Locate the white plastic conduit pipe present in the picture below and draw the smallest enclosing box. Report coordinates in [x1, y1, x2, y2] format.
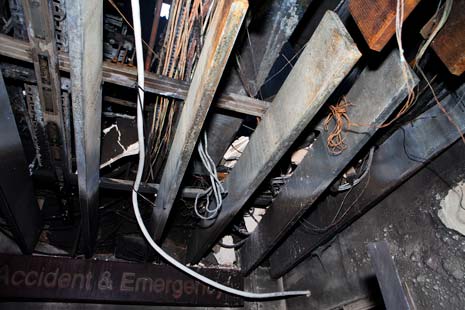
[129, 0, 310, 299]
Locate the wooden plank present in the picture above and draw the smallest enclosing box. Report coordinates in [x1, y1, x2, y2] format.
[420, 0, 465, 76]
[66, 0, 103, 257]
[239, 49, 417, 275]
[187, 11, 362, 263]
[268, 87, 465, 278]
[0, 34, 268, 117]
[151, 0, 249, 240]
[0, 254, 243, 307]
[349, 0, 421, 51]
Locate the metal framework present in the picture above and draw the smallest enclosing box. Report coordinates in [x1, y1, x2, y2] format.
[0, 34, 269, 117]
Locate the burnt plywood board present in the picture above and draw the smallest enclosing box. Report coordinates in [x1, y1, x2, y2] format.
[240, 49, 418, 275]
[349, 0, 421, 51]
[152, 0, 249, 240]
[187, 11, 361, 263]
[268, 86, 465, 278]
[0, 254, 243, 307]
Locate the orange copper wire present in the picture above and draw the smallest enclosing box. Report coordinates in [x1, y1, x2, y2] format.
[323, 97, 352, 155]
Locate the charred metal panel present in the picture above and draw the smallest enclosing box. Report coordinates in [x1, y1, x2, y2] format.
[0, 73, 42, 253]
[0, 254, 243, 307]
[51, 0, 68, 53]
[21, 0, 71, 181]
[8, 0, 28, 40]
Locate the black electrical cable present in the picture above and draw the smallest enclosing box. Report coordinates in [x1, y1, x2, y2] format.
[218, 238, 247, 249]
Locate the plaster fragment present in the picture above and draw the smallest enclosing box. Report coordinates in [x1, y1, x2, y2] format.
[438, 181, 465, 236]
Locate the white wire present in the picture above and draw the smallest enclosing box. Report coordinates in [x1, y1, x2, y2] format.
[129, 0, 310, 299]
[414, 0, 453, 66]
[395, 0, 415, 92]
[194, 132, 225, 219]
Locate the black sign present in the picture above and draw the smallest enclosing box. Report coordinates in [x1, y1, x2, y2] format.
[0, 254, 243, 307]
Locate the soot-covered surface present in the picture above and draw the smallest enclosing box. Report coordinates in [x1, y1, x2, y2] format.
[283, 140, 465, 310]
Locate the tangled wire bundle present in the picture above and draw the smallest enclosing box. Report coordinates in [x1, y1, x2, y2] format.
[324, 97, 352, 155]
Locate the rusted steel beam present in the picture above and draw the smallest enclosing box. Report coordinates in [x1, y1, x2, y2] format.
[268, 87, 465, 278]
[349, 0, 421, 51]
[239, 49, 418, 275]
[66, 0, 103, 257]
[0, 34, 268, 117]
[186, 11, 361, 263]
[151, 0, 249, 240]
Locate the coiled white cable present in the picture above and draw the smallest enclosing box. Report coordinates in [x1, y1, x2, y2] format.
[129, 0, 310, 299]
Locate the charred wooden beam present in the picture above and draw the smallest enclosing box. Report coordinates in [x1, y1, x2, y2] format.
[187, 11, 362, 263]
[240, 49, 418, 275]
[66, 0, 103, 257]
[0, 34, 269, 117]
[268, 87, 465, 278]
[349, 0, 421, 51]
[151, 0, 249, 240]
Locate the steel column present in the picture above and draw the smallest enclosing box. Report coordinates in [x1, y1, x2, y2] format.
[66, 0, 103, 257]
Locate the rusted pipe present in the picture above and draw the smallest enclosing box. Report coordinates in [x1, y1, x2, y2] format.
[144, 0, 163, 71]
